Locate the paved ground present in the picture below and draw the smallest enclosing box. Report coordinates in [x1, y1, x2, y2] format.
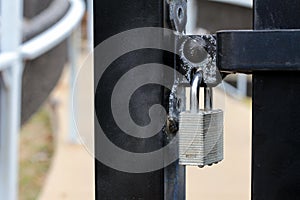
[38, 66, 95, 200]
[38, 63, 251, 199]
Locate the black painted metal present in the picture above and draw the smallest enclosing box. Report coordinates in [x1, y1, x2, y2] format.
[217, 30, 300, 73]
[252, 0, 300, 199]
[94, 0, 182, 199]
[164, 2, 186, 199]
[94, 0, 300, 199]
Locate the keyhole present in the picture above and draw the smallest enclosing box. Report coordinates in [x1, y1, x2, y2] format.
[176, 98, 182, 110]
[177, 7, 183, 20]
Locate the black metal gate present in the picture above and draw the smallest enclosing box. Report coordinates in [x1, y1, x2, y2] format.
[94, 0, 300, 199]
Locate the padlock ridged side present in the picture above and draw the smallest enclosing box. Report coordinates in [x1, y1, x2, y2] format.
[178, 110, 223, 167]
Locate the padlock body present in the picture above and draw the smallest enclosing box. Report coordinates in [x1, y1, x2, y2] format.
[179, 109, 223, 166]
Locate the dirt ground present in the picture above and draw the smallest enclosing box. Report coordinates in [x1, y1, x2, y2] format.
[19, 106, 54, 200]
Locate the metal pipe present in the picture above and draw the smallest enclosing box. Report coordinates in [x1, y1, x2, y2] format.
[21, 0, 85, 60]
[67, 30, 80, 143]
[0, 1, 85, 199]
[87, 0, 94, 50]
[237, 73, 248, 98]
[0, 53, 18, 71]
[204, 87, 213, 111]
[0, 0, 23, 200]
[217, 80, 244, 99]
[0, 0, 85, 65]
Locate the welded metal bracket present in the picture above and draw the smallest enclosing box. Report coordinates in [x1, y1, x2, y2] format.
[168, 0, 187, 33]
[178, 34, 221, 86]
[173, 29, 300, 75]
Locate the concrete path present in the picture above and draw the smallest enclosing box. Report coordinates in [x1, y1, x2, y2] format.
[38, 67, 95, 200]
[38, 64, 251, 199]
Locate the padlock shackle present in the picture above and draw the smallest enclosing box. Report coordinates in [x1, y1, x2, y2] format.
[204, 87, 213, 111]
[190, 73, 202, 113]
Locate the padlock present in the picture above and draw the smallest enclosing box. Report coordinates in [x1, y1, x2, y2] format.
[178, 72, 223, 167]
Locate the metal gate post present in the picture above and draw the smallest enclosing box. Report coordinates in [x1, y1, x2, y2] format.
[93, 0, 182, 199]
[252, 0, 300, 199]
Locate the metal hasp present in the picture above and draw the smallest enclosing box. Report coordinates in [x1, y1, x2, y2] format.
[217, 0, 300, 199]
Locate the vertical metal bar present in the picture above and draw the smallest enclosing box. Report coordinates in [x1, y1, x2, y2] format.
[0, 0, 23, 199]
[252, 0, 300, 199]
[204, 87, 213, 111]
[94, 0, 166, 199]
[87, 0, 93, 51]
[237, 74, 247, 98]
[186, 0, 198, 34]
[163, 2, 186, 199]
[67, 30, 80, 143]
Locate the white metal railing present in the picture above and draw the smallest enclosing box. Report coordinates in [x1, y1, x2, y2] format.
[220, 74, 249, 99]
[0, 1, 23, 200]
[22, 0, 85, 59]
[0, 52, 19, 71]
[0, 0, 85, 199]
[0, 0, 86, 65]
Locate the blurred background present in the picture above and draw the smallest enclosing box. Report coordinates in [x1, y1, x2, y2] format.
[0, 0, 252, 199]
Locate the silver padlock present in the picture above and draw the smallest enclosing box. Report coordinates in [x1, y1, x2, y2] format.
[178, 73, 223, 167]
